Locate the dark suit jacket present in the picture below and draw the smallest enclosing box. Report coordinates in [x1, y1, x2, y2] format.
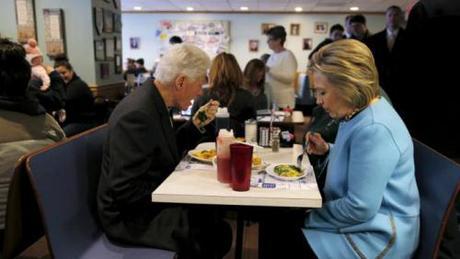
[97, 80, 203, 250]
[365, 28, 405, 102]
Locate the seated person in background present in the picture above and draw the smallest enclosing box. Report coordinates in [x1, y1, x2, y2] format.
[97, 44, 230, 258]
[23, 38, 50, 91]
[0, 38, 65, 240]
[135, 58, 148, 75]
[169, 35, 183, 45]
[308, 24, 344, 60]
[262, 39, 420, 258]
[242, 59, 268, 110]
[123, 58, 136, 80]
[54, 57, 96, 136]
[191, 52, 256, 138]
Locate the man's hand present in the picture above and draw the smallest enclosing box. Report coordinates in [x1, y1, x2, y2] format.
[192, 99, 220, 130]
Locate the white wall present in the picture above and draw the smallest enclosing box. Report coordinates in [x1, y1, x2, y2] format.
[0, 0, 96, 85]
[122, 12, 386, 72]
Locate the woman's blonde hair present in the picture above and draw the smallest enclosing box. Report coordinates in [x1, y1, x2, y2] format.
[208, 52, 243, 106]
[308, 39, 380, 110]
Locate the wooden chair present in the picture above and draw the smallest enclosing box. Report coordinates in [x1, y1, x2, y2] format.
[413, 139, 460, 258]
[6, 125, 174, 258]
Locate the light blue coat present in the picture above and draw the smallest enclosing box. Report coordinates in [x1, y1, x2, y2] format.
[303, 98, 420, 258]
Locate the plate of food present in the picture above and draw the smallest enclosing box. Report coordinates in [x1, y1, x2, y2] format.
[188, 148, 216, 163]
[266, 163, 306, 181]
[251, 154, 269, 170]
[211, 154, 268, 170]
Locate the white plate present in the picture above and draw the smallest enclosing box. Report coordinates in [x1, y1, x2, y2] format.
[211, 156, 269, 170]
[266, 163, 307, 181]
[188, 149, 216, 163]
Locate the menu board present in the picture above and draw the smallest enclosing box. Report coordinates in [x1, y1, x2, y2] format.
[156, 20, 230, 58]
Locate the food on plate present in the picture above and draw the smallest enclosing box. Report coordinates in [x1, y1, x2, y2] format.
[252, 155, 262, 166]
[191, 149, 216, 160]
[273, 164, 302, 178]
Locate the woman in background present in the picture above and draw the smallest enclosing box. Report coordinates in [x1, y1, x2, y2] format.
[54, 58, 95, 136]
[192, 52, 256, 138]
[242, 59, 268, 110]
[265, 26, 298, 109]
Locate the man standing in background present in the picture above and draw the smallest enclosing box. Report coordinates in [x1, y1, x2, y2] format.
[366, 5, 406, 102]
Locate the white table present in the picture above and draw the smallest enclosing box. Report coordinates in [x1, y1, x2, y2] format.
[152, 143, 322, 259]
[151, 143, 322, 208]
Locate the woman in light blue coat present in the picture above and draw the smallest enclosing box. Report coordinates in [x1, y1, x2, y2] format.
[302, 39, 420, 258]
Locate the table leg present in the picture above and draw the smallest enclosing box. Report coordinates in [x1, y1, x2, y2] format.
[235, 212, 244, 259]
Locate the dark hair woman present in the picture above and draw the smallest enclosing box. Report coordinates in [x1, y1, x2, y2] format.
[191, 52, 256, 138]
[54, 57, 95, 136]
[243, 58, 268, 110]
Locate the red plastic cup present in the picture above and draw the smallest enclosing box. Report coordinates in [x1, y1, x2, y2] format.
[230, 143, 253, 191]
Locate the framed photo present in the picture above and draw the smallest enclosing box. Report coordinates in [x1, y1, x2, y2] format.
[115, 36, 121, 51]
[94, 39, 105, 61]
[290, 23, 300, 36]
[314, 22, 328, 34]
[100, 63, 110, 79]
[261, 23, 276, 35]
[105, 38, 114, 60]
[93, 7, 103, 35]
[103, 9, 113, 33]
[303, 38, 313, 50]
[114, 54, 122, 74]
[130, 37, 140, 49]
[113, 13, 122, 33]
[43, 9, 66, 58]
[15, 0, 37, 44]
[249, 39, 259, 52]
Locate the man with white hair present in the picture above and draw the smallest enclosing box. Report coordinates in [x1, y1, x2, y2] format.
[97, 44, 231, 258]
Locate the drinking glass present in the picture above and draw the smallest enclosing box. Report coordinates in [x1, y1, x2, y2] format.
[230, 143, 253, 191]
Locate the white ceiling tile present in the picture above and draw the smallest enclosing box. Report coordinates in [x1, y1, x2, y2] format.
[121, 0, 413, 12]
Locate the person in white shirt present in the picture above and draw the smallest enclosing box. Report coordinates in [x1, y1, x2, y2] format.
[265, 26, 298, 109]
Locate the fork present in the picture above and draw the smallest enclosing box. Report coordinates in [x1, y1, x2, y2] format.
[296, 139, 312, 172]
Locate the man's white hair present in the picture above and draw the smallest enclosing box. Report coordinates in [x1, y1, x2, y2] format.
[154, 43, 210, 85]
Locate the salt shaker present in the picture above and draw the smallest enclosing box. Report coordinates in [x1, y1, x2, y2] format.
[271, 130, 280, 152]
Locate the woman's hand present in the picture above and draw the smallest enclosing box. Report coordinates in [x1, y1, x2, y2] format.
[192, 99, 220, 129]
[305, 132, 329, 155]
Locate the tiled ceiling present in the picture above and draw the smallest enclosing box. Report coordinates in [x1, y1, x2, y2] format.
[121, 0, 415, 12]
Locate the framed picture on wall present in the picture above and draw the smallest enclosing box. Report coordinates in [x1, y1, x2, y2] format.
[130, 37, 140, 49]
[15, 0, 37, 44]
[105, 38, 114, 60]
[114, 54, 122, 74]
[314, 22, 328, 34]
[94, 7, 103, 35]
[103, 9, 113, 33]
[303, 38, 313, 50]
[290, 23, 300, 36]
[249, 40, 259, 52]
[43, 9, 66, 58]
[94, 39, 105, 61]
[261, 23, 276, 35]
